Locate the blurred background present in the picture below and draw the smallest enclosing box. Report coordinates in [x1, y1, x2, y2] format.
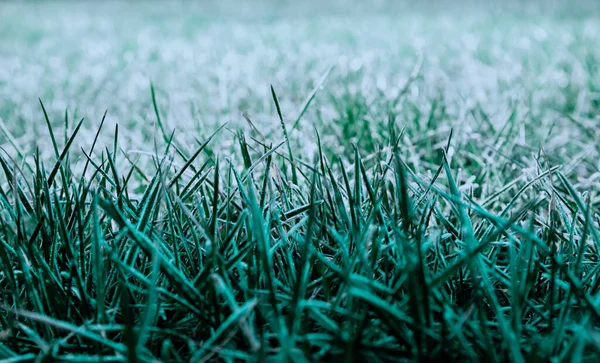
[1, 0, 599, 179]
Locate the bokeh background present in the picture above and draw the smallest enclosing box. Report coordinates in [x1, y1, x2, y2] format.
[1, 0, 599, 183]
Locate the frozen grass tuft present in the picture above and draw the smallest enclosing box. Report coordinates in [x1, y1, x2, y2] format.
[2, 1, 600, 362]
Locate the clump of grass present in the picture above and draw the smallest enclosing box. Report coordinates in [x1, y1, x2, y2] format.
[1, 95, 600, 363]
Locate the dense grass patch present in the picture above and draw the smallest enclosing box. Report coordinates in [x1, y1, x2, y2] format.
[2, 1, 600, 362]
[1, 97, 600, 362]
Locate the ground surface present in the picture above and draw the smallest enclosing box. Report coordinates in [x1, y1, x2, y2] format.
[1, 1, 600, 362]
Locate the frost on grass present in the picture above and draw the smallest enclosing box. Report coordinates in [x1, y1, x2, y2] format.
[2, 1, 600, 362]
[0, 2, 599, 181]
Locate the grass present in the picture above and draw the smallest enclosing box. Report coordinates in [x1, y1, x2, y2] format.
[2, 0, 600, 362]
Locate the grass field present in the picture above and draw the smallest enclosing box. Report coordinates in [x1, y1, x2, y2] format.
[2, 1, 600, 362]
